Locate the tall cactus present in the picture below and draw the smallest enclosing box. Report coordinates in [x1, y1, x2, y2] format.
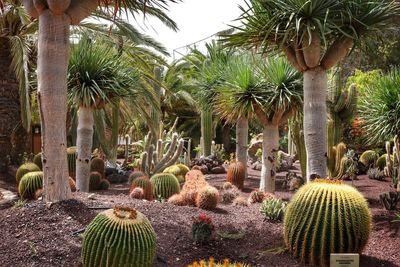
[289, 116, 306, 179]
[385, 136, 400, 190]
[150, 67, 163, 141]
[201, 108, 213, 157]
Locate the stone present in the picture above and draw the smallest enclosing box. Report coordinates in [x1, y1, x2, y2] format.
[211, 166, 226, 174]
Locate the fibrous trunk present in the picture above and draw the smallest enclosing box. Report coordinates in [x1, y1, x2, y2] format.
[303, 67, 327, 181]
[259, 124, 279, 193]
[200, 108, 212, 157]
[76, 106, 94, 192]
[37, 10, 71, 202]
[236, 117, 248, 179]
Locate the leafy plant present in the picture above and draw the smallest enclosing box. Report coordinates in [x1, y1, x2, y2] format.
[13, 199, 26, 208]
[379, 192, 399, 211]
[260, 197, 286, 222]
[192, 214, 214, 244]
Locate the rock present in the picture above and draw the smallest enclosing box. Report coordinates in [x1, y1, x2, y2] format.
[251, 161, 262, 171]
[105, 167, 118, 176]
[211, 166, 226, 174]
[192, 165, 209, 174]
[87, 193, 96, 200]
[106, 173, 129, 184]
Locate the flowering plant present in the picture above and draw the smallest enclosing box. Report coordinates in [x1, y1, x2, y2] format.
[192, 214, 214, 244]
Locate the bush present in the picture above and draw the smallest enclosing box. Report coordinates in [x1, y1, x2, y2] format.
[260, 197, 286, 222]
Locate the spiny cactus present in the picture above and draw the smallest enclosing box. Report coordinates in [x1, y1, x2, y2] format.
[33, 152, 43, 170]
[226, 162, 245, 189]
[163, 164, 189, 183]
[16, 163, 40, 185]
[379, 191, 399, 210]
[89, 172, 102, 191]
[249, 190, 274, 204]
[233, 196, 249, 207]
[130, 177, 153, 201]
[90, 158, 105, 178]
[195, 186, 219, 210]
[150, 173, 180, 200]
[367, 168, 385, 181]
[359, 150, 379, 168]
[376, 154, 388, 170]
[181, 170, 209, 205]
[167, 194, 187, 206]
[139, 124, 185, 176]
[67, 146, 77, 178]
[69, 177, 77, 192]
[327, 142, 347, 178]
[130, 187, 145, 199]
[98, 179, 110, 190]
[19, 171, 43, 200]
[284, 179, 371, 266]
[188, 258, 250, 267]
[260, 197, 287, 221]
[201, 108, 213, 157]
[81, 206, 156, 267]
[128, 171, 146, 184]
[384, 137, 400, 190]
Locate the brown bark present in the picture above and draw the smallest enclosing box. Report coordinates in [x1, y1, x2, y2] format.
[22, 0, 39, 18]
[283, 45, 305, 72]
[302, 32, 321, 68]
[66, 0, 98, 25]
[295, 45, 308, 71]
[321, 37, 354, 70]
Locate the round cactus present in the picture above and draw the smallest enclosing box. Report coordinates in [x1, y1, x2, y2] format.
[33, 152, 43, 170]
[181, 170, 209, 205]
[248, 190, 274, 204]
[16, 163, 40, 185]
[163, 165, 185, 183]
[376, 154, 387, 170]
[359, 150, 379, 167]
[150, 173, 180, 200]
[128, 171, 146, 183]
[69, 177, 77, 192]
[18, 171, 43, 199]
[284, 179, 371, 266]
[168, 194, 187, 206]
[81, 206, 156, 267]
[98, 179, 110, 190]
[90, 157, 105, 177]
[130, 187, 145, 199]
[130, 177, 153, 201]
[195, 186, 219, 210]
[226, 162, 245, 189]
[89, 172, 102, 191]
[67, 146, 77, 178]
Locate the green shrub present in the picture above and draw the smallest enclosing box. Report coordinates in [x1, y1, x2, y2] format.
[260, 197, 286, 221]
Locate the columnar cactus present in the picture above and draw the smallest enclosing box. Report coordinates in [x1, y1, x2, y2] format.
[195, 186, 219, 210]
[19, 171, 43, 199]
[359, 150, 379, 168]
[200, 108, 213, 157]
[90, 157, 105, 178]
[226, 162, 245, 189]
[130, 177, 153, 201]
[284, 180, 371, 266]
[150, 173, 180, 200]
[67, 146, 77, 178]
[33, 152, 43, 170]
[16, 163, 40, 185]
[81, 206, 156, 267]
[327, 141, 347, 178]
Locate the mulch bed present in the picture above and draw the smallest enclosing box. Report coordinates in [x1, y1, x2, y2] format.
[0, 168, 399, 267]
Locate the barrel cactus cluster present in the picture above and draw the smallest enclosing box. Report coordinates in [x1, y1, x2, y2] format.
[16, 163, 40, 185]
[33, 152, 43, 170]
[90, 157, 105, 177]
[130, 177, 153, 200]
[284, 179, 371, 266]
[226, 161, 245, 189]
[163, 164, 190, 183]
[359, 150, 379, 168]
[150, 173, 180, 200]
[18, 171, 43, 200]
[81, 206, 156, 267]
[195, 186, 219, 210]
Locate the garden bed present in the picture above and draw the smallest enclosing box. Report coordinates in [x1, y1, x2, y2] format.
[0, 168, 399, 267]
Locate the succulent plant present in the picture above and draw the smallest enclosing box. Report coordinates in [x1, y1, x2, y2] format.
[222, 181, 234, 190]
[90, 157, 105, 177]
[233, 196, 249, 207]
[130, 177, 153, 201]
[89, 172, 102, 191]
[67, 146, 77, 178]
[181, 170, 209, 205]
[376, 154, 387, 170]
[167, 194, 187, 206]
[98, 179, 110, 190]
[130, 187, 145, 199]
[220, 187, 240, 204]
[16, 163, 40, 185]
[260, 197, 286, 221]
[188, 258, 251, 267]
[379, 191, 399, 210]
[284, 179, 371, 266]
[18, 171, 43, 200]
[69, 177, 77, 192]
[163, 164, 190, 183]
[367, 168, 385, 181]
[192, 214, 214, 244]
[128, 171, 146, 184]
[226, 161, 245, 189]
[249, 190, 268, 204]
[195, 186, 219, 210]
[81, 206, 156, 267]
[150, 173, 180, 200]
[33, 152, 43, 170]
[359, 150, 379, 168]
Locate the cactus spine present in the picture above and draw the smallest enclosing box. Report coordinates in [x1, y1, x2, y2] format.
[19, 171, 43, 199]
[284, 180, 371, 266]
[226, 162, 245, 189]
[195, 186, 219, 210]
[33, 153, 43, 170]
[359, 150, 379, 168]
[201, 108, 213, 157]
[150, 173, 180, 200]
[90, 158, 105, 178]
[81, 207, 156, 267]
[89, 172, 102, 191]
[16, 163, 40, 185]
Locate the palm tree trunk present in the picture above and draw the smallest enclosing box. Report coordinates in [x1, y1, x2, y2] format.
[259, 124, 279, 193]
[108, 103, 120, 166]
[37, 10, 71, 202]
[303, 67, 327, 181]
[201, 108, 212, 157]
[236, 117, 248, 178]
[75, 106, 94, 192]
[0, 38, 19, 173]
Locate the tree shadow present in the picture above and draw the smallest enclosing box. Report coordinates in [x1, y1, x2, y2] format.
[361, 255, 399, 267]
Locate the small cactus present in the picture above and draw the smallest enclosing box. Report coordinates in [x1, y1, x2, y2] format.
[222, 181, 234, 190]
[98, 179, 110, 190]
[18, 171, 43, 200]
[163, 164, 190, 183]
[81, 206, 156, 267]
[181, 170, 208, 205]
[33, 152, 43, 170]
[260, 197, 286, 221]
[150, 173, 180, 200]
[359, 150, 379, 168]
[90, 157, 105, 178]
[130, 177, 153, 201]
[249, 190, 274, 204]
[284, 179, 371, 266]
[167, 194, 187, 206]
[220, 188, 240, 204]
[67, 146, 77, 178]
[233, 196, 249, 206]
[128, 171, 146, 183]
[379, 191, 399, 210]
[195, 186, 219, 210]
[69, 177, 77, 192]
[16, 163, 40, 185]
[130, 187, 145, 199]
[89, 172, 102, 191]
[376, 154, 387, 170]
[226, 162, 245, 189]
[367, 168, 385, 181]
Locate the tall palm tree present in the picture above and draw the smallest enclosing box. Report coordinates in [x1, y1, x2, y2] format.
[22, 0, 178, 202]
[225, 0, 400, 180]
[216, 55, 302, 193]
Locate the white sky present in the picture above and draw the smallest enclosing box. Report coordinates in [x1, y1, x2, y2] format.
[135, 0, 246, 59]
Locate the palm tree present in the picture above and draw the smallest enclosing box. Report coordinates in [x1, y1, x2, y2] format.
[216, 55, 302, 193]
[225, 0, 400, 180]
[22, 0, 178, 202]
[359, 69, 400, 190]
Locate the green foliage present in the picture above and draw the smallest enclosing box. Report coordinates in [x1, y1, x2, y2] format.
[367, 168, 385, 181]
[89, 172, 102, 191]
[13, 199, 26, 208]
[346, 70, 381, 97]
[191, 214, 214, 245]
[81, 207, 156, 267]
[379, 191, 399, 211]
[150, 173, 180, 200]
[260, 197, 286, 222]
[90, 158, 105, 176]
[284, 180, 371, 266]
[32, 153, 42, 170]
[18, 171, 43, 200]
[16, 163, 40, 185]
